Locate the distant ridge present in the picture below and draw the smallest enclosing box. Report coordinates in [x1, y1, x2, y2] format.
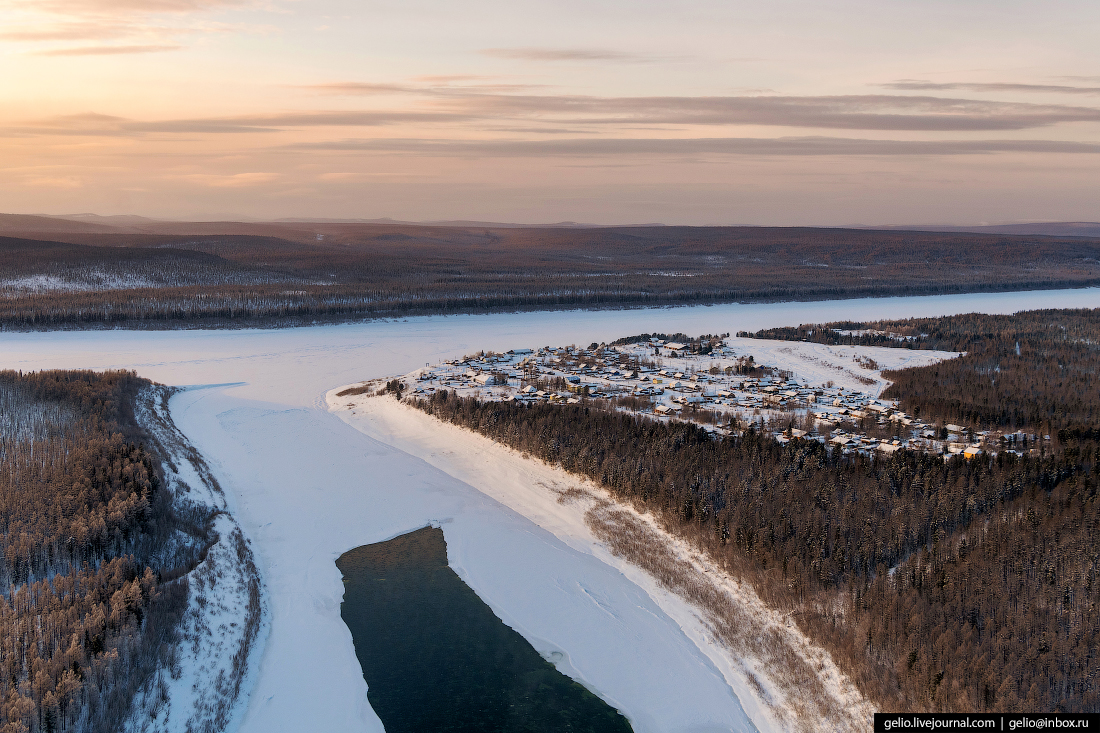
[0, 213, 128, 234]
[870, 222, 1100, 238]
[53, 213, 162, 226]
[2, 212, 1098, 238]
[0, 213, 656, 233]
[270, 217, 645, 228]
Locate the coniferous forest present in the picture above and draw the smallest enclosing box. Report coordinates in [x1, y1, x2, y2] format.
[412, 308, 1100, 714]
[0, 371, 209, 733]
[2, 224, 1100, 328]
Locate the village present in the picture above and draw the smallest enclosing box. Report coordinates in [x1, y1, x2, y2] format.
[396, 335, 1047, 461]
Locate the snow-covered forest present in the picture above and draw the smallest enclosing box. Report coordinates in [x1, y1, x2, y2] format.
[0, 372, 261, 733]
[2, 221, 1100, 328]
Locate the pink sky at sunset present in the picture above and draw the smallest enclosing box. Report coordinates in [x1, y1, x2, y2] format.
[2, 0, 1099, 225]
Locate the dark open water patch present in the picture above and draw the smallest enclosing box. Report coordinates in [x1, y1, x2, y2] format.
[336, 526, 634, 733]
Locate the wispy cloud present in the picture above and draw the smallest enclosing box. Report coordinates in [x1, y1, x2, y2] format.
[4, 110, 475, 137]
[481, 47, 657, 62]
[9, 92, 1100, 141]
[884, 80, 1100, 95]
[129, 111, 474, 133]
[34, 43, 181, 55]
[2, 0, 250, 52]
[0, 21, 135, 41]
[297, 82, 418, 96]
[263, 89, 1100, 132]
[412, 74, 492, 83]
[288, 136, 1100, 157]
[439, 93, 1100, 131]
[20, 0, 247, 15]
[297, 79, 550, 96]
[181, 171, 277, 187]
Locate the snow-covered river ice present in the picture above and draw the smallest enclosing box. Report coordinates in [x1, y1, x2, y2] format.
[2, 288, 1098, 733]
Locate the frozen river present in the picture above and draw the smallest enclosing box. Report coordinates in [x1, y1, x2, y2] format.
[2, 287, 1098, 733]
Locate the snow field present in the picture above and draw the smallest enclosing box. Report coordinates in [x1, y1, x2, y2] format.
[717, 337, 958, 396]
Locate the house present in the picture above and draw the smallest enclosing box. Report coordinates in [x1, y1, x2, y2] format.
[665, 343, 688, 352]
[962, 446, 982, 459]
[473, 373, 492, 385]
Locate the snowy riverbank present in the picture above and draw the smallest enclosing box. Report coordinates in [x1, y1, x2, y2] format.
[330, 391, 877, 731]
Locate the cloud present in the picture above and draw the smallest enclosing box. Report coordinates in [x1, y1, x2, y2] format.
[34, 43, 181, 55]
[441, 93, 1100, 131]
[285, 91, 1100, 132]
[4, 110, 476, 137]
[884, 80, 1100, 95]
[22, 0, 246, 15]
[181, 172, 277, 187]
[9, 92, 1100, 140]
[480, 47, 654, 62]
[287, 135, 1100, 157]
[0, 21, 135, 40]
[1, 0, 247, 50]
[21, 175, 84, 188]
[297, 80, 550, 96]
[412, 75, 493, 83]
[131, 111, 474, 132]
[297, 82, 418, 96]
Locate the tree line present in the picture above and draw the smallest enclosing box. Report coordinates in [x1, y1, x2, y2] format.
[3, 224, 1100, 329]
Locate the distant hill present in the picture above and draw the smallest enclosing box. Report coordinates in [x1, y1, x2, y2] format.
[6, 213, 1098, 238]
[275, 217, 620, 228]
[1, 220, 1099, 330]
[874, 222, 1100, 238]
[0, 213, 130, 235]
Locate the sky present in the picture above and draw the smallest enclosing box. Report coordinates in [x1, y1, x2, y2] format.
[2, 0, 1099, 225]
